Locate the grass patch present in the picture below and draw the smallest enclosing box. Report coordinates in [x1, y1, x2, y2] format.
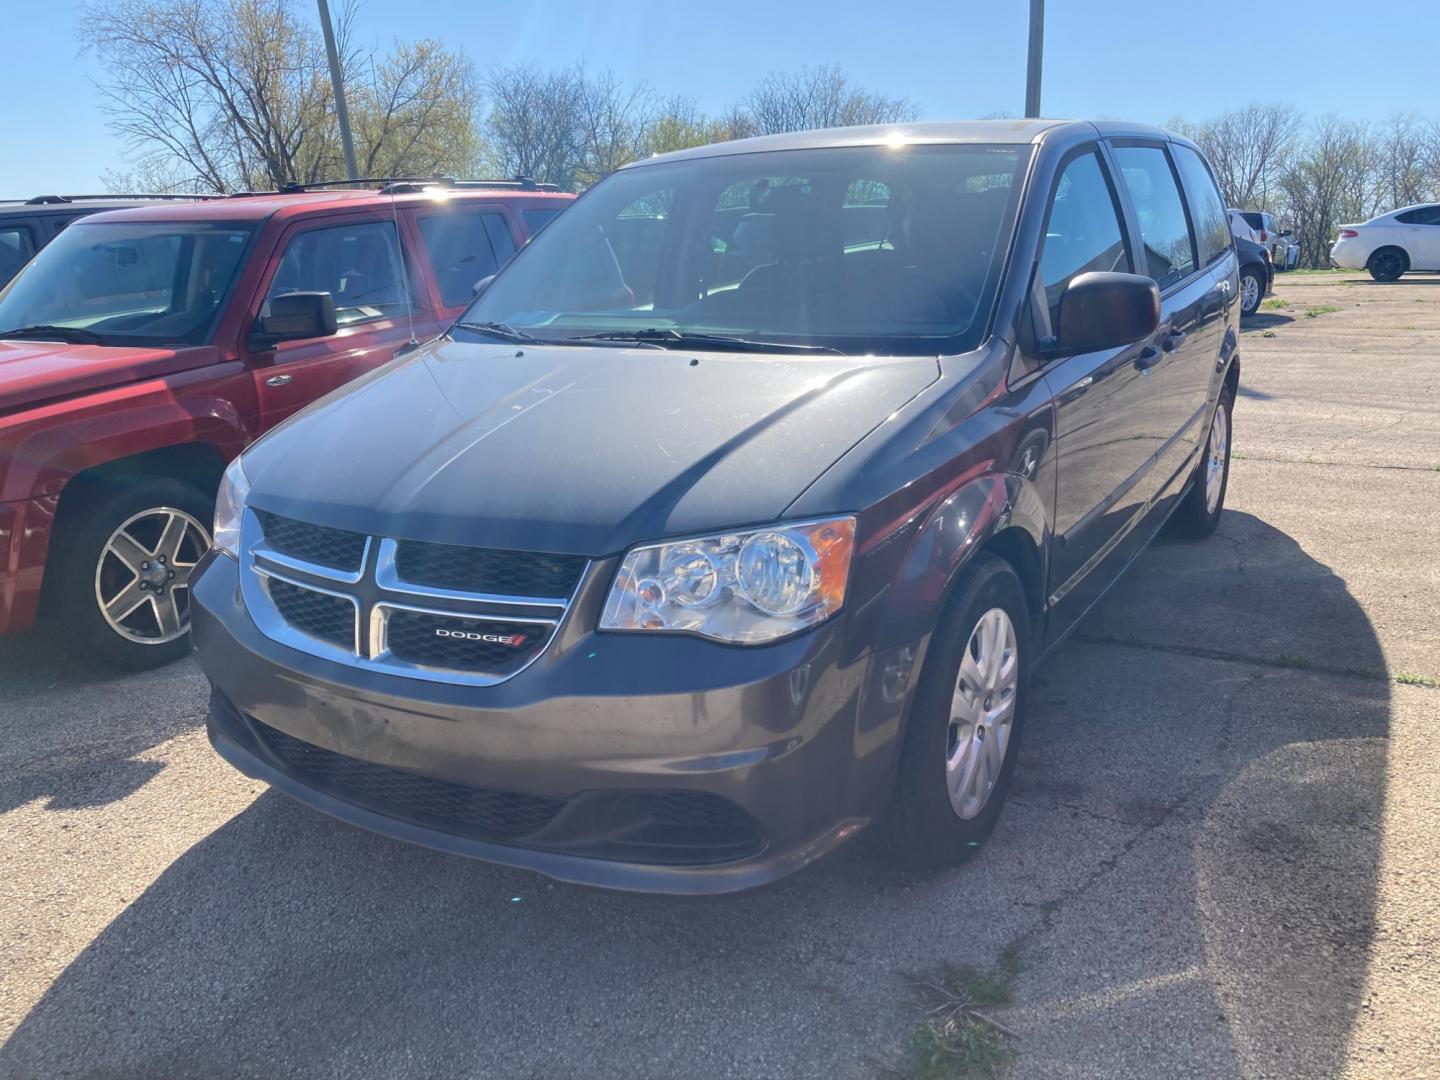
[1038, 899, 1059, 915]
[1395, 671, 1440, 688]
[1260, 298, 1290, 310]
[1274, 654, 1314, 670]
[1304, 305, 1341, 318]
[1288, 267, 1353, 275]
[903, 951, 1023, 1079]
[1261, 330, 1277, 338]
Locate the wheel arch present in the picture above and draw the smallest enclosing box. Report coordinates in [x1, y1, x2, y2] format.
[861, 469, 1049, 656]
[1368, 245, 1410, 271]
[52, 443, 229, 529]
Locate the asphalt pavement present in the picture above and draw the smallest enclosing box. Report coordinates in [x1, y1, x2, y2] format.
[1, 271, 1436, 1079]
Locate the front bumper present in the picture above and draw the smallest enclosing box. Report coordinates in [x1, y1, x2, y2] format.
[192, 551, 918, 894]
[0, 496, 55, 637]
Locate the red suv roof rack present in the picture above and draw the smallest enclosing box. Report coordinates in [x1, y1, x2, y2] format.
[21, 193, 223, 205]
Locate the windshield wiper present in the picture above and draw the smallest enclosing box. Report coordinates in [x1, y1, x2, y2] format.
[572, 329, 846, 355]
[452, 320, 544, 344]
[0, 324, 106, 345]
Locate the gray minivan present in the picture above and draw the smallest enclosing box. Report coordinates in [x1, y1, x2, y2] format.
[191, 120, 1240, 893]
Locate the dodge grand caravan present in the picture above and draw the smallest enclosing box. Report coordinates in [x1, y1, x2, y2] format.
[191, 121, 1241, 893]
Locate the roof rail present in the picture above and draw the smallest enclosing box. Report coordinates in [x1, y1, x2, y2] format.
[269, 176, 563, 195]
[21, 193, 223, 205]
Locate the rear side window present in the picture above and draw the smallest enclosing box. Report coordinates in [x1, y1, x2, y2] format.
[1113, 145, 1196, 290]
[0, 225, 36, 286]
[1038, 151, 1131, 330]
[266, 220, 413, 328]
[418, 212, 514, 308]
[522, 208, 562, 236]
[1395, 205, 1440, 225]
[1171, 145, 1231, 266]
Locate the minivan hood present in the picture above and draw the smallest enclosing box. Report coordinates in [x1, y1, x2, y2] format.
[0, 339, 216, 413]
[243, 340, 941, 555]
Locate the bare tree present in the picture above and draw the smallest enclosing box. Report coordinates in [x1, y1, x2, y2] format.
[484, 63, 587, 188]
[745, 65, 919, 136]
[1373, 114, 1432, 210]
[1173, 103, 1301, 208]
[1276, 115, 1375, 267]
[575, 70, 656, 183]
[640, 96, 755, 157]
[86, 0, 480, 192]
[349, 39, 481, 179]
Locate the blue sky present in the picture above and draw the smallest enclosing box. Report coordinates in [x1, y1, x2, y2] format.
[3, 0, 1436, 194]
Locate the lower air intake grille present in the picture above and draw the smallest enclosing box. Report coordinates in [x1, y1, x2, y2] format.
[266, 578, 355, 651]
[253, 721, 567, 841]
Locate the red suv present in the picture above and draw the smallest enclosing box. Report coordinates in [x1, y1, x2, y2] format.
[0, 180, 572, 668]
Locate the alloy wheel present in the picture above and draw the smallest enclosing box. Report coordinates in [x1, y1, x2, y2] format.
[946, 607, 1019, 819]
[1240, 272, 1260, 313]
[1205, 405, 1229, 514]
[94, 507, 211, 644]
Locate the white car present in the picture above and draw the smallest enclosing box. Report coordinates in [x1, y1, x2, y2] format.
[1330, 203, 1440, 281]
[1227, 208, 1261, 245]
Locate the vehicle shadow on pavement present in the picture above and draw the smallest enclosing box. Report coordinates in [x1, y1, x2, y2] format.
[0, 512, 1390, 1079]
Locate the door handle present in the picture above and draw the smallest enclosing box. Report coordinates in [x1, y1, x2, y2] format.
[265, 374, 293, 387]
[1134, 345, 1162, 371]
[1161, 329, 1187, 353]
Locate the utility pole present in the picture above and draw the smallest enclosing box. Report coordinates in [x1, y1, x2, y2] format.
[1025, 0, 1044, 118]
[316, 0, 359, 181]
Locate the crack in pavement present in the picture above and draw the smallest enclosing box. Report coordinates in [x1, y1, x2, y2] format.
[1073, 633, 1437, 689]
[1232, 453, 1440, 473]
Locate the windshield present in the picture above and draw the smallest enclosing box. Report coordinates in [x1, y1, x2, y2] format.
[460, 144, 1029, 356]
[0, 220, 254, 347]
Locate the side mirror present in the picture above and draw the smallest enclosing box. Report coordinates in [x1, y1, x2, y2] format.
[1049, 272, 1160, 357]
[256, 291, 337, 343]
[472, 274, 496, 296]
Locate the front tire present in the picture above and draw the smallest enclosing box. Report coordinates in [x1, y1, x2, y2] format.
[877, 553, 1030, 871]
[47, 477, 214, 670]
[1169, 384, 1233, 540]
[1368, 248, 1407, 282]
[1239, 267, 1265, 317]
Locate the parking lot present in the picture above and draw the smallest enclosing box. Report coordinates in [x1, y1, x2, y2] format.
[1, 270, 1436, 1078]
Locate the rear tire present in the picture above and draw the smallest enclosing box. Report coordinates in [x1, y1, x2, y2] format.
[46, 476, 214, 670]
[1169, 384, 1234, 540]
[1367, 248, 1407, 282]
[877, 553, 1030, 871]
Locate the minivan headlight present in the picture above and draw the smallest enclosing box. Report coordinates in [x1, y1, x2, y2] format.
[600, 517, 856, 644]
[213, 457, 250, 559]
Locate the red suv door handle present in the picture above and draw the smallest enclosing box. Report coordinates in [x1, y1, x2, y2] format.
[265, 374, 293, 387]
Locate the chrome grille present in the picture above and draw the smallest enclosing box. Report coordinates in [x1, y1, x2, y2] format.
[239, 509, 584, 685]
[254, 511, 368, 572]
[265, 577, 357, 651]
[380, 609, 547, 675]
[393, 540, 586, 599]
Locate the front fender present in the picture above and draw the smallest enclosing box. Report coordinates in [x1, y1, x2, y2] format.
[856, 468, 1048, 656]
[0, 369, 254, 503]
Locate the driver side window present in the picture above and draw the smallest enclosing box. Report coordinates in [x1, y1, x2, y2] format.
[265, 221, 412, 329]
[1037, 151, 1131, 335]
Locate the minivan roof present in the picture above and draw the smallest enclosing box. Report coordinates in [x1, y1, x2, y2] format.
[631, 119, 1176, 167]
